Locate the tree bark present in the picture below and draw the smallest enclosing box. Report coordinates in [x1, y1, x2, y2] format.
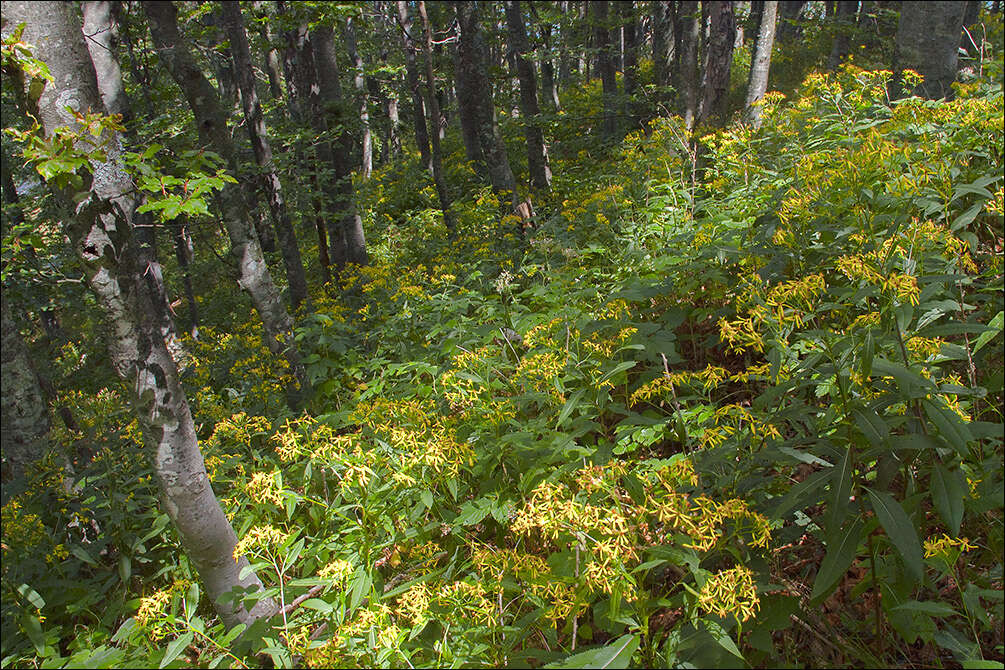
[1, 0, 276, 628]
[777, 0, 807, 42]
[344, 18, 373, 181]
[699, 0, 735, 128]
[894, 1, 967, 100]
[311, 24, 369, 267]
[220, 1, 309, 311]
[252, 1, 285, 101]
[143, 0, 310, 405]
[745, 0, 778, 128]
[592, 0, 619, 142]
[396, 0, 433, 172]
[827, 0, 858, 70]
[538, 22, 561, 111]
[505, 0, 551, 191]
[171, 218, 199, 335]
[1, 296, 51, 487]
[620, 1, 639, 130]
[679, 0, 701, 129]
[653, 0, 674, 112]
[454, 1, 519, 210]
[418, 0, 455, 231]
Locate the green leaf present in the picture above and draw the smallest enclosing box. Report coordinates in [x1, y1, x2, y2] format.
[420, 489, 434, 510]
[891, 600, 958, 617]
[931, 464, 965, 536]
[828, 446, 854, 531]
[960, 661, 1005, 669]
[871, 358, 936, 394]
[20, 614, 45, 655]
[543, 633, 639, 669]
[865, 487, 924, 582]
[853, 408, 889, 447]
[16, 583, 45, 610]
[811, 518, 863, 602]
[922, 398, 973, 454]
[69, 544, 98, 566]
[598, 361, 637, 387]
[118, 555, 132, 584]
[557, 388, 586, 428]
[160, 631, 193, 668]
[301, 599, 333, 613]
[348, 566, 372, 612]
[972, 311, 1003, 353]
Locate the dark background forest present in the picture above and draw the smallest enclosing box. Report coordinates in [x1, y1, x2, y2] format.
[1, 0, 1003, 667]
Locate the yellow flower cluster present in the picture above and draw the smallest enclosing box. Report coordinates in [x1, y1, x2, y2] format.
[697, 566, 760, 623]
[923, 533, 976, 560]
[245, 470, 285, 507]
[700, 404, 782, 449]
[583, 326, 637, 358]
[514, 351, 568, 403]
[523, 317, 569, 349]
[395, 579, 495, 627]
[135, 578, 192, 635]
[233, 524, 288, 562]
[319, 558, 354, 586]
[304, 603, 400, 668]
[905, 336, 945, 361]
[836, 255, 920, 305]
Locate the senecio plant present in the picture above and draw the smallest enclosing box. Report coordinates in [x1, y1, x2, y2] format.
[3, 13, 1003, 670]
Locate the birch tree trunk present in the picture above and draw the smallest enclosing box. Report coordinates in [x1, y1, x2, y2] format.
[1, 0, 275, 628]
[143, 1, 310, 405]
[344, 18, 373, 181]
[745, 0, 778, 128]
[220, 1, 309, 311]
[679, 0, 701, 129]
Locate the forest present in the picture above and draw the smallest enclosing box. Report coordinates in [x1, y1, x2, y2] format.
[0, 0, 1002, 667]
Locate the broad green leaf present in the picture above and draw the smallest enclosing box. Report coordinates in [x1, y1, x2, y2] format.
[557, 388, 586, 428]
[16, 583, 45, 610]
[931, 464, 965, 536]
[348, 566, 372, 612]
[811, 518, 863, 602]
[871, 358, 935, 394]
[972, 311, 1003, 353]
[828, 446, 853, 531]
[922, 398, 973, 454]
[598, 361, 637, 386]
[771, 468, 833, 519]
[160, 631, 193, 668]
[891, 600, 959, 617]
[301, 599, 333, 613]
[866, 487, 924, 582]
[543, 633, 639, 669]
[853, 408, 889, 447]
[20, 614, 45, 655]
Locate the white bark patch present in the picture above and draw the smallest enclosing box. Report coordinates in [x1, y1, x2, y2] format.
[54, 88, 83, 125]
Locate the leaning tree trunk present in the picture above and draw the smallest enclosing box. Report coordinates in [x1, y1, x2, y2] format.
[894, 1, 968, 100]
[454, 1, 519, 210]
[143, 1, 310, 405]
[397, 0, 433, 173]
[699, 0, 735, 128]
[418, 0, 455, 231]
[505, 0, 551, 191]
[311, 24, 369, 267]
[745, 0, 778, 128]
[82, 0, 185, 367]
[220, 1, 309, 311]
[1, 0, 275, 628]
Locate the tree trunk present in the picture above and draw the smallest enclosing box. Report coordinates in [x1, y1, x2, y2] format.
[281, 19, 333, 286]
[2, 0, 276, 628]
[699, 0, 735, 128]
[653, 0, 673, 111]
[418, 0, 455, 231]
[221, 1, 309, 311]
[172, 218, 200, 336]
[894, 1, 967, 100]
[778, 0, 806, 42]
[82, 0, 185, 368]
[592, 0, 619, 142]
[1, 296, 51, 488]
[745, 0, 778, 128]
[451, 3, 488, 167]
[143, 0, 310, 405]
[344, 18, 373, 180]
[252, 1, 285, 101]
[620, 1, 639, 130]
[505, 0, 551, 191]
[311, 25, 369, 267]
[827, 0, 858, 70]
[397, 0, 433, 173]
[539, 23, 561, 111]
[679, 0, 701, 129]
[454, 2, 519, 210]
